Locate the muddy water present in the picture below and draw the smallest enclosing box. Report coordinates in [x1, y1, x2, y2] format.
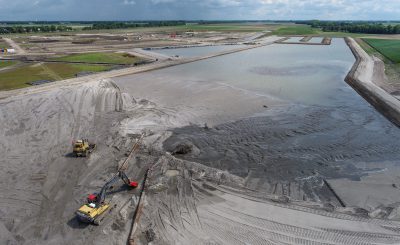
[151, 45, 245, 58]
[161, 39, 400, 203]
[149, 39, 353, 106]
[117, 39, 400, 203]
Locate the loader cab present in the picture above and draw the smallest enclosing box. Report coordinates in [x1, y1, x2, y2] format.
[74, 140, 84, 149]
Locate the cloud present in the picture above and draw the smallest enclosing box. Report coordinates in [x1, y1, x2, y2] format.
[0, 0, 399, 21]
[123, 0, 136, 5]
[151, 0, 176, 4]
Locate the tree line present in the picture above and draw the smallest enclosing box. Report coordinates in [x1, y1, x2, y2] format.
[0, 25, 73, 34]
[296, 21, 400, 34]
[82, 21, 186, 30]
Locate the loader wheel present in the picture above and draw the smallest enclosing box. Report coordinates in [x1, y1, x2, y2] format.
[93, 219, 100, 226]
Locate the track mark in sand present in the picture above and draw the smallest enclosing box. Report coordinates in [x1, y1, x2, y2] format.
[34, 157, 86, 239]
[165, 104, 400, 202]
[204, 204, 400, 244]
[200, 182, 400, 228]
[195, 189, 400, 245]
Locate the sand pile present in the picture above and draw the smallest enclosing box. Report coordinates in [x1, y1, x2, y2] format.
[0, 79, 149, 244]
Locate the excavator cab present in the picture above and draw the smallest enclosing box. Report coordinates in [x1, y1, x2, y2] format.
[76, 170, 138, 225]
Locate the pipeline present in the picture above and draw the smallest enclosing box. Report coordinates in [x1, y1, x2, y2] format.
[127, 164, 153, 245]
[118, 133, 144, 172]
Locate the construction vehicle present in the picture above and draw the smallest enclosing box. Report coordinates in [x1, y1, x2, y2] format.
[76, 170, 138, 225]
[72, 139, 96, 157]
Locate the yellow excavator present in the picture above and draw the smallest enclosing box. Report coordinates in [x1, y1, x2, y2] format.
[72, 139, 96, 157]
[75, 170, 138, 225]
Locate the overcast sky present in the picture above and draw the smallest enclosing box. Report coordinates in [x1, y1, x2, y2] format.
[0, 0, 399, 21]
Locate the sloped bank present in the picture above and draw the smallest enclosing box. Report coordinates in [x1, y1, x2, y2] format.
[345, 37, 400, 127]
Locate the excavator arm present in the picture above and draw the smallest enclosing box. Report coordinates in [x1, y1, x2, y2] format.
[77, 169, 139, 224]
[94, 174, 120, 206]
[119, 170, 138, 188]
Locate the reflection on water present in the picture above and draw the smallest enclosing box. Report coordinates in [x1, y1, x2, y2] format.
[250, 64, 344, 76]
[117, 38, 400, 188]
[283, 36, 303, 42]
[158, 39, 400, 198]
[151, 45, 245, 58]
[148, 38, 355, 106]
[309, 37, 324, 43]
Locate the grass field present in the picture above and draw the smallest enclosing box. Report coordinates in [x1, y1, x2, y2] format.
[53, 52, 143, 64]
[182, 24, 275, 32]
[272, 25, 318, 35]
[362, 38, 400, 63]
[0, 61, 17, 69]
[0, 63, 111, 91]
[355, 38, 377, 55]
[0, 41, 9, 49]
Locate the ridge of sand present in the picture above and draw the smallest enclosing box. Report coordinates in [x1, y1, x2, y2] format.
[345, 37, 400, 127]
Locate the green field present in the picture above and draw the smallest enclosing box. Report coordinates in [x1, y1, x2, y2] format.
[182, 24, 274, 32]
[355, 38, 377, 55]
[0, 61, 17, 69]
[362, 38, 400, 63]
[0, 63, 111, 91]
[0, 41, 9, 49]
[53, 52, 143, 64]
[272, 25, 318, 35]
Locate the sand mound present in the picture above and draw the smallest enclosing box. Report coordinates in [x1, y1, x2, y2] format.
[0, 79, 141, 244]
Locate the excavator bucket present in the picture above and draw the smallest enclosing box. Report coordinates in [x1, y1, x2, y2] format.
[129, 181, 138, 188]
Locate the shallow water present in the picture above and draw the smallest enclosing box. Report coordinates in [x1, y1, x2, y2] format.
[283, 36, 303, 42]
[309, 37, 324, 43]
[144, 39, 355, 106]
[151, 45, 245, 58]
[116, 39, 400, 201]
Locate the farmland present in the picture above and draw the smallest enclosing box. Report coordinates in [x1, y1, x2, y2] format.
[0, 63, 111, 90]
[53, 52, 143, 64]
[362, 38, 400, 63]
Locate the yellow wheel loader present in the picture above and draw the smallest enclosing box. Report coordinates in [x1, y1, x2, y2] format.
[72, 139, 96, 157]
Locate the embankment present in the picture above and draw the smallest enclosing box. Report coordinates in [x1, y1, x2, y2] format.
[345, 37, 400, 127]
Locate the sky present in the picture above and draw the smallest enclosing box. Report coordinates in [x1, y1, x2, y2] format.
[0, 0, 399, 21]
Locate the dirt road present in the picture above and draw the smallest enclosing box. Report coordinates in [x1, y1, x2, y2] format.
[3, 38, 26, 55]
